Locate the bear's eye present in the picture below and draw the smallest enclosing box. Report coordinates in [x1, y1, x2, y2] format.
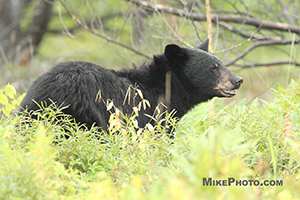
[214, 63, 218, 68]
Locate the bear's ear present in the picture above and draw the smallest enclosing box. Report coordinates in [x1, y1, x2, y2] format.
[195, 38, 209, 52]
[164, 44, 188, 63]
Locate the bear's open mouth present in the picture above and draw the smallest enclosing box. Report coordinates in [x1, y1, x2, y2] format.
[222, 89, 237, 96]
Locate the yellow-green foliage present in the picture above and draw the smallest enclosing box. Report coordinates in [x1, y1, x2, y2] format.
[1, 79, 300, 199]
[0, 124, 87, 199]
[0, 84, 25, 117]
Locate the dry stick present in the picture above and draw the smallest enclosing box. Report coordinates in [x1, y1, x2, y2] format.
[165, 71, 171, 112]
[59, 0, 151, 59]
[205, 0, 213, 53]
[205, 0, 214, 116]
[286, 33, 296, 87]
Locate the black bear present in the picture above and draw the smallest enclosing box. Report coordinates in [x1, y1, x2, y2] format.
[20, 39, 243, 131]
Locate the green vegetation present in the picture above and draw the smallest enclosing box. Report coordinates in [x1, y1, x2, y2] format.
[0, 78, 300, 199]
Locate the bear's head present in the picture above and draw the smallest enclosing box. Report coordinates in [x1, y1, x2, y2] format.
[164, 39, 243, 103]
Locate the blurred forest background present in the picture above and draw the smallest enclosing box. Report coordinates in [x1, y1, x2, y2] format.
[1, 0, 300, 105]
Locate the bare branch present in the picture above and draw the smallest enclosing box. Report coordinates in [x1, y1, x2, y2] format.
[48, 12, 124, 34]
[59, 0, 151, 59]
[277, 0, 295, 25]
[127, 0, 300, 35]
[218, 22, 280, 41]
[232, 61, 300, 68]
[225, 39, 300, 66]
[212, 10, 256, 19]
[205, 0, 212, 52]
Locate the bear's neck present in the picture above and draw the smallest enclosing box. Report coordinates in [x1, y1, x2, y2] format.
[115, 57, 210, 119]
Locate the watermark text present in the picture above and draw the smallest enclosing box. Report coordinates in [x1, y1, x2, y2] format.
[203, 177, 283, 187]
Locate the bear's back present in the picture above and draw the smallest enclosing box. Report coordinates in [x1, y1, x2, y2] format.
[20, 61, 132, 130]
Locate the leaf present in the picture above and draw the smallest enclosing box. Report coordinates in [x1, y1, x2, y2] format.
[0, 92, 8, 105]
[145, 123, 154, 132]
[3, 108, 11, 116]
[4, 84, 16, 99]
[123, 86, 131, 105]
[106, 100, 114, 111]
[95, 90, 102, 102]
[136, 88, 143, 99]
[133, 107, 139, 116]
[143, 99, 151, 110]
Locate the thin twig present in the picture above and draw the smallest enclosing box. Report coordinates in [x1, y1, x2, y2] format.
[205, 0, 213, 53]
[225, 39, 300, 66]
[214, 22, 265, 54]
[277, 0, 295, 25]
[286, 33, 296, 87]
[59, 0, 151, 59]
[246, 80, 277, 106]
[233, 61, 300, 69]
[217, 22, 281, 41]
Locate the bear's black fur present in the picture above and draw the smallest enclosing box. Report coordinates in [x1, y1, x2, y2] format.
[20, 39, 243, 131]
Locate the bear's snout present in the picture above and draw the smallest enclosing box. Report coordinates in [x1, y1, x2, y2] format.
[234, 76, 243, 88]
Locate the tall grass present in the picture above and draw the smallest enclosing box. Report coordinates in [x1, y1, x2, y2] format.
[0, 79, 300, 199]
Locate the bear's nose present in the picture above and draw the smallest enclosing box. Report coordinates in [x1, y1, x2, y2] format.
[234, 76, 243, 86]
